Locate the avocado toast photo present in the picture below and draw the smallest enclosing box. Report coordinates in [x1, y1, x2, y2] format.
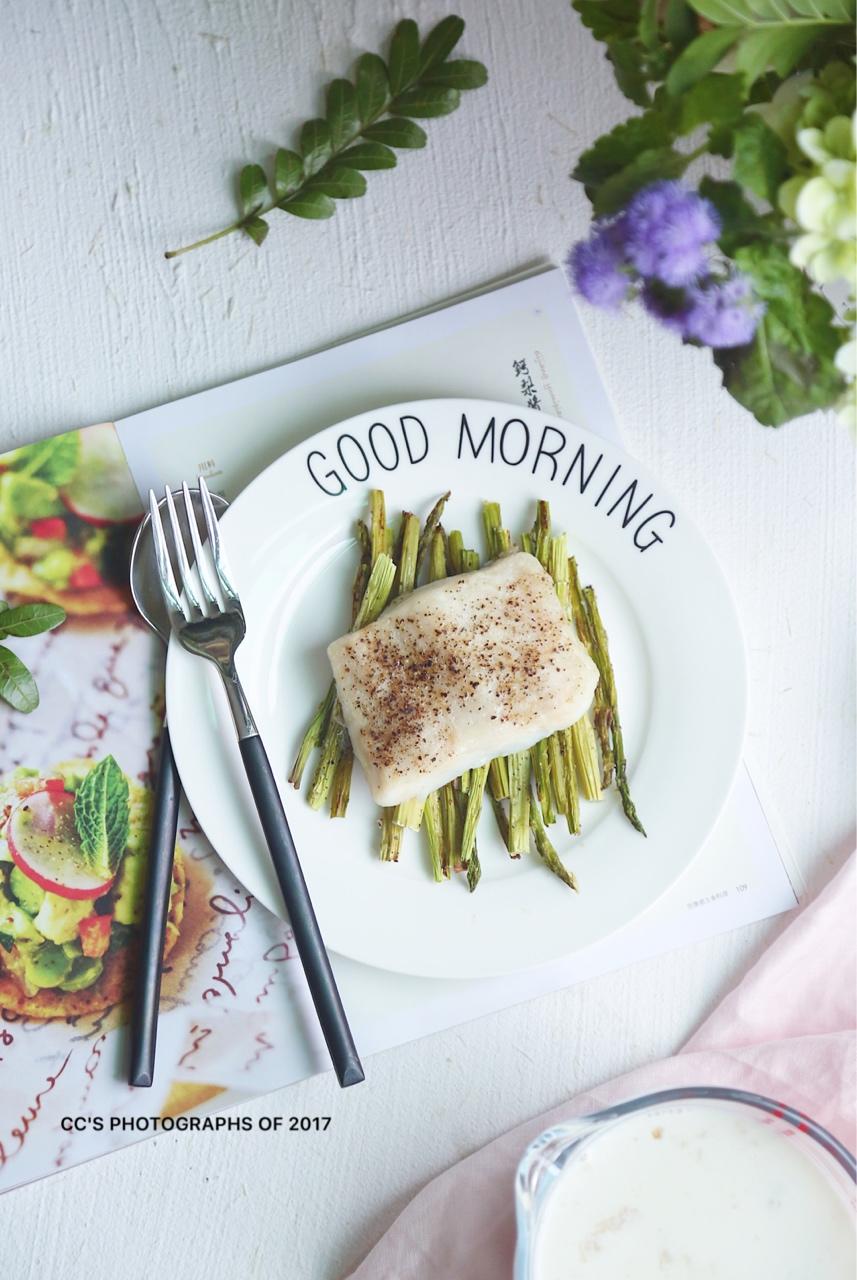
[0, 755, 186, 1019]
[0, 424, 142, 618]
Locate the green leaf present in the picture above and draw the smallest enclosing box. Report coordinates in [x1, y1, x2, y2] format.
[338, 142, 397, 170]
[388, 18, 420, 95]
[273, 149, 302, 201]
[392, 86, 460, 117]
[74, 756, 130, 879]
[163, 15, 488, 257]
[243, 215, 269, 246]
[361, 117, 427, 148]
[666, 26, 741, 94]
[698, 176, 772, 253]
[732, 114, 788, 204]
[418, 15, 465, 74]
[0, 473, 61, 521]
[239, 164, 267, 216]
[6, 434, 80, 487]
[606, 39, 651, 106]
[307, 167, 367, 199]
[734, 25, 815, 84]
[714, 241, 846, 425]
[0, 603, 65, 638]
[689, 0, 854, 23]
[573, 0, 639, 43]
[678, 0, 855, 92]
[676, 72, 745, 131]
[592, 146, 690, 215]
[424, 59, 488, 89]
[0, 646, 38, 713]
[573, 110, 669, 193]
[300, 119, 333, 176]
[639, 0, 659, 50]
[355, 53, 389, 124]
[281, 189, 336, 219]
[326, 79, 358, 151]
[39, 433, 81, 486]
[664, 0, 698, 49]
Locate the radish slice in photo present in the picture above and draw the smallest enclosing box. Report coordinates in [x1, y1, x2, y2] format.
[7, 789, 115, 900]
[60, 423, 142, 527]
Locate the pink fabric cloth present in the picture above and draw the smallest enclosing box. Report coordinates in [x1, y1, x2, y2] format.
[348, 854, 857, 1280]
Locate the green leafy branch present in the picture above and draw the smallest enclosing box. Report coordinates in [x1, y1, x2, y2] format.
[165, 16, 487, 258]
[668, 0, 856, 95]
[573, 0, 855, 106]
[569, 0, 854, 426]
[74, 755, 130, 879]
[0, 602, 66, 714]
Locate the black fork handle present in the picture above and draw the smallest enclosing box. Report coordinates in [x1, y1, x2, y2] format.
[238, 733, 364, 1089]
[129, 723, 181, 1087]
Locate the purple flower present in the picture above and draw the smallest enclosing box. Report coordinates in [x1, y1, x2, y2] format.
[682, 273, 764, 349]
[566, 217, 630, 309]
[640, 282, 687, 334]
[624, 181, 720, 287]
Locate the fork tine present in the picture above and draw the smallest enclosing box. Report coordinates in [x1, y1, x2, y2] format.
[181, 482, 223, 612]
[164, 486, 205, 617]
[198, 475, 240, 606]
[148, 490, 188, 623]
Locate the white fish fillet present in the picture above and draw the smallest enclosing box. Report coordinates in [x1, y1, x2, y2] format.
[327, 551, 600, 807]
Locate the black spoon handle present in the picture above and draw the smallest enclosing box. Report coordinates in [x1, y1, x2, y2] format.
[238, 733, 364, 1089]
[129, 723, 181, 1088]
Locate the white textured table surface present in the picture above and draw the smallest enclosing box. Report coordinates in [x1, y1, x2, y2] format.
[2, 1, 854, 1277]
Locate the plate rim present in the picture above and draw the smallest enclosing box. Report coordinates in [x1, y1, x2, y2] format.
[166, 396, 748, 978]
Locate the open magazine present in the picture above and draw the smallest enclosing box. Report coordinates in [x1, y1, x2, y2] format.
[0, 266, 796, 1192]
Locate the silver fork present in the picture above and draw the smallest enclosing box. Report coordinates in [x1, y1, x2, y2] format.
[149, 476, 364, 1089]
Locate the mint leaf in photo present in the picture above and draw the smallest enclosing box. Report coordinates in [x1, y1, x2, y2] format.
[0, 603, 66, 638]
[6, 433, 80, 487]
[0, 646, 39, 714]
[74, 756, 130, 879]
[0, 472, 61, 523]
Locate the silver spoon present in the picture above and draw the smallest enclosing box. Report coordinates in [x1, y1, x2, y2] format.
[128, 486, 228, 1087]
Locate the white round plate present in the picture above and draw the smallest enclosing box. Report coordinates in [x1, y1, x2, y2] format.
[166, 399, 746, 979]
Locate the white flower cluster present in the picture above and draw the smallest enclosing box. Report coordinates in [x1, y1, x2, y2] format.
[779, 113, 855, 286]
[772, 63, 856, 427]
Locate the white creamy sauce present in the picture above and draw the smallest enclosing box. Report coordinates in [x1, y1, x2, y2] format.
[533, 1104, 856, 1279]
